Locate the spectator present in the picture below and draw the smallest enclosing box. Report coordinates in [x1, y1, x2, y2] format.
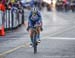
[2, 0, 6, 4]
[8, 2, 12, 10]
[0, 0, 6, 12]
[0, 0, 6, 25]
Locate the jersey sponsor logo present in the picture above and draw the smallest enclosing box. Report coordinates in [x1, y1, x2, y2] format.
[31, 15, 38, 21]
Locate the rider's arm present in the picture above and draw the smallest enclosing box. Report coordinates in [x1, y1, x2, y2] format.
[37, 11, 43, 31]
[37, 11, 43, 27]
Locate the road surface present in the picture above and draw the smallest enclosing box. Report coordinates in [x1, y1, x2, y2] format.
[0, 8, 75, 58]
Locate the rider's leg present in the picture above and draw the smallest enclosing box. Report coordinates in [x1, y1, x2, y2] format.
[36, 27, 41, 42]
[29, 29, 33, 44]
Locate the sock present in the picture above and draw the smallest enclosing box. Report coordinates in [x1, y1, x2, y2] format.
[31, 37, 33, 43]
[37, 34, 40, 40]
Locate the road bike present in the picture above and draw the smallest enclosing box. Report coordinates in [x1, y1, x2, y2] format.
[31, 26, 39, 54]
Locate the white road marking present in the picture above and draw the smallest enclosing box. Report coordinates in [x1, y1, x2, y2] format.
[42, 37, 75, 40]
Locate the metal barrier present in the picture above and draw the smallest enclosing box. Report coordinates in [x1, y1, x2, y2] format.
[0, 11, 3, 29]
[18, 9, 23, 26]
[12, 8, 19, 29]
[3, 8, 24, 31]
[5, 10, 12, 30]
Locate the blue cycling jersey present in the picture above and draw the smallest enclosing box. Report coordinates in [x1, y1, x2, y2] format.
[28, 11, 42, 27]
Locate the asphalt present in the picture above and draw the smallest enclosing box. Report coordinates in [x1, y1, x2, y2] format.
[0, 8, 75, 58]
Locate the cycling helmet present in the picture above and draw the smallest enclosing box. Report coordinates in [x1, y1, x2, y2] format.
[31, 7, 38, 15]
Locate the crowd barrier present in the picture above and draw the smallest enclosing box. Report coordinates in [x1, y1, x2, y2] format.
[2, 8, 24, 31]
[0, 11, 3, 28]
[0, 11, 5, 35]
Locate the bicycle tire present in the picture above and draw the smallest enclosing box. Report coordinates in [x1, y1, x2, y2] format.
[33, 32, 37, 54]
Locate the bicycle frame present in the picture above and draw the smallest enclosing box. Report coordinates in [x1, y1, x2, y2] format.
[32, 27, 38, 54]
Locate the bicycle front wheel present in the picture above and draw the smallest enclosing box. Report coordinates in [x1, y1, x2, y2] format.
[33, 33, 37, 54]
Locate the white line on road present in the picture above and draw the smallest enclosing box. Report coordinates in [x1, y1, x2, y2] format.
[43, 55, 75, 58]
[41, 25, 75, 38]
[42, 37, 75, 40]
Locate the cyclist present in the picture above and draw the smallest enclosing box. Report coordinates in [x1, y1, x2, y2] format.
[27, 7, 43, 46]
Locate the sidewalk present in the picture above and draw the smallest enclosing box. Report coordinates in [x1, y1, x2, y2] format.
[0, 24, 28, 39]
